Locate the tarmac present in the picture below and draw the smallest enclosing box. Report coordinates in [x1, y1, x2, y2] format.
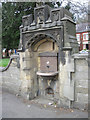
[0, 88, 88, 118]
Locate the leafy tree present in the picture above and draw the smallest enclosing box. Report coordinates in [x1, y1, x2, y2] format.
[2, 2, 36, 49]
[2, 1, 71, 49]
[65, 2, 71, 11]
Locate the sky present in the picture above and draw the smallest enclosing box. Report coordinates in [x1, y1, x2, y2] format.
[0, 0, 89, 3]
[61, 0, 88, 6]
[71, 0, 88, 3]
[0, 0, 89, 12]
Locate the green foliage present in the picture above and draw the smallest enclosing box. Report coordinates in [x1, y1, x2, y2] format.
[2, 2, 71, 49]
[0, 58, 10, 67]
[65, 2, 71, 10]
[45, 2, 54, 8]
[56, 2, 62, 7]
[2, 2, 36, 49]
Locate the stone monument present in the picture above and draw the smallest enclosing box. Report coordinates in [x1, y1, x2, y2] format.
[18, 5, 88, 109]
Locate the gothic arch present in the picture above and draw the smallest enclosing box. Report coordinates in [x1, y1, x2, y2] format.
[25, 33, 59, 50]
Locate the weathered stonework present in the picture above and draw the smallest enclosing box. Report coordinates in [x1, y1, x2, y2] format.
[2, 58, 21, 94]
[18, 5, 88, 110]
[72, 54, 88, 109]
[1, 5, 88, 110]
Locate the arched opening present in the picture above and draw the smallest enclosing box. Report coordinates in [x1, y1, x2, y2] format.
[26, 34, 59, 99]
[32, 38, 58, 52]
[31, 37, 59, 74]
[45, 87, 54, 95]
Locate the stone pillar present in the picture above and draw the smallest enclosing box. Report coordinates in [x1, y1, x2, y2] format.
[36, 2, 45, 7]
[20, 49, 38, 99]
[19, 52, 29, 98]
[59, 50, 75, 107]
[61, 17, 79, 54]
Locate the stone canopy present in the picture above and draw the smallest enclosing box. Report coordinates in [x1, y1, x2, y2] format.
[18, 5, 78, 54]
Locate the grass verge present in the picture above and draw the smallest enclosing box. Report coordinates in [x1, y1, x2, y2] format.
[0, 58, 10, 67]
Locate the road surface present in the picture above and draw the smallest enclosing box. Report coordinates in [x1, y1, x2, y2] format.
[1, 89, 88, 118]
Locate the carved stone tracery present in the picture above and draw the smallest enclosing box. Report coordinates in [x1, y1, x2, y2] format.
[23, 27, 63, 51]
[37, 9, 44, 23]
[52, 11, 59, 21]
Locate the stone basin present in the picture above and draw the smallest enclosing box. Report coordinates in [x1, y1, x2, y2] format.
[36, 71, 58, 76]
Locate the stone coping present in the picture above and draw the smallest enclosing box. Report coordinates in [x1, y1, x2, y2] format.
[39, 52, 58, 57]
[72, 53, 88, 59]
[0, 54, 19, 72]
[37, 71, 58, 76]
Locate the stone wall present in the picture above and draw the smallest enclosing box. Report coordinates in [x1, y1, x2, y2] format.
[19, 42, 88, 110]
[72, 54, 88, 110]
[0, 53, 88, 110]
[2, 59, 21, 94]
[59, 52, 88, 110]
[0, 72, 2, 86]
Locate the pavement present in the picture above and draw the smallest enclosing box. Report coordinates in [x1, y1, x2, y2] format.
[1, 89, 88, 118]
[0, 67, 5, 69]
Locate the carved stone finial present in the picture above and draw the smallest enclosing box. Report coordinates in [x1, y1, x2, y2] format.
[36, 2, 45, 7]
